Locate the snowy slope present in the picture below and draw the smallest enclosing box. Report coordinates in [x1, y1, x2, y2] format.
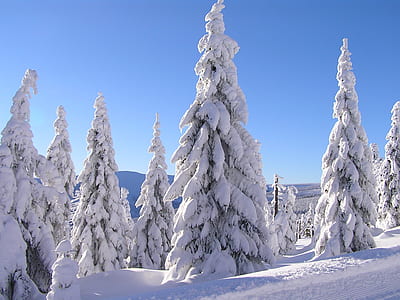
[266, 183, 320, 214]
[78, 227, 400, 300]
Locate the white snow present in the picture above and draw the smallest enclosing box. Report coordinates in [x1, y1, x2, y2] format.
[75, 226, 400, 300]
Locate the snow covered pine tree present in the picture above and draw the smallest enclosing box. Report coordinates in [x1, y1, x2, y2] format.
[377, 101, 400, 229]
[314, 39, 377, 258]
[130, 113, 174, 270]
[274, 186, 298, 254]
[47, 105, 76, 200]
[163, 0, 274, 282]
[71, 93, 128, 277]
[1, 69, 62, 292]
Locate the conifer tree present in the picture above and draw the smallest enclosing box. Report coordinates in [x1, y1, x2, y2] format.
[47, 105, 76, 199]
[370, 143, 382, 179]
[120, 187, 134, 253]
[36, 154, 71, 245]
[130, 113, 174, 270]
[274, 186, 298, 254]
[0, 145, 41, 300]
[71, 93, 128, 277]
[1, 69, 57, 292]
[299, 203, 315, 239]
[377, 101, 400, 229]
[314, 39, 377, 258]
[271, 174, 284, 217]
[163, 0, 274, 282]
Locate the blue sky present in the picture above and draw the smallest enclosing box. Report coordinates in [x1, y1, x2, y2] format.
[0, 0, 399, 184]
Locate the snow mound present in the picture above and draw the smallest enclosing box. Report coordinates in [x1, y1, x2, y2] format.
[79, 268, 166, 300]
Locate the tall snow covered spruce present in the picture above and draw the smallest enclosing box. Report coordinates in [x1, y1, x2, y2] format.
[377, 101, 400, 229]
[0, 69, 62, 292]
[130, 113, 174, 270]
[314, 39, 377, 258]
[163, 0, 274, 282]
[47, 105, 76, 199]
[71, 93, 128, 277]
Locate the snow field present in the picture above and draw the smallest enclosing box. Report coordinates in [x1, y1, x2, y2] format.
[78, 226, 400, 300]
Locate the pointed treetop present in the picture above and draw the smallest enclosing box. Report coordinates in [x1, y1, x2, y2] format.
[205, 0, 226, 34]
[56, 105, 66, 118]
[392, 101, 400, 115]
[151, 113, 162, 147]
[22, 69, 38, 96]
[94, 92, 106, 112]
[96, 92, 104, 102]
[388, 101, 400, 133]
[153, 112, 161, 137]
[337, 38, 354, 91]
[10, 69, 38, 121]
[342, 38, 348, 50]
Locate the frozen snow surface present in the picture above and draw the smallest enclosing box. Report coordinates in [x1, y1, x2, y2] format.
[78, 226, 400, 300]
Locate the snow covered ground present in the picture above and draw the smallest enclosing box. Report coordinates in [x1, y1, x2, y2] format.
[77, 226, 400, 300]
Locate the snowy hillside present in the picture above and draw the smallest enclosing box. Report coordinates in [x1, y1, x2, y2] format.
[266, 183, 320, 214]
[77, 226, 400, 300]
[117, 171, 320, 217]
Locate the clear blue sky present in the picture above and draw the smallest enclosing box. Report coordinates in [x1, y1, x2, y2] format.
[0, 0, 399, 184]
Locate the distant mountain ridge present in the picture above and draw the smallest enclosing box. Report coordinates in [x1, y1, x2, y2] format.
[116, 171, 320, 218]
[116, 171, 176, 218]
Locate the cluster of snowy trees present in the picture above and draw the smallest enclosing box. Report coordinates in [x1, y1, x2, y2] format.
[1, 0, 400, 298]
[313, 38, 400, 258]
